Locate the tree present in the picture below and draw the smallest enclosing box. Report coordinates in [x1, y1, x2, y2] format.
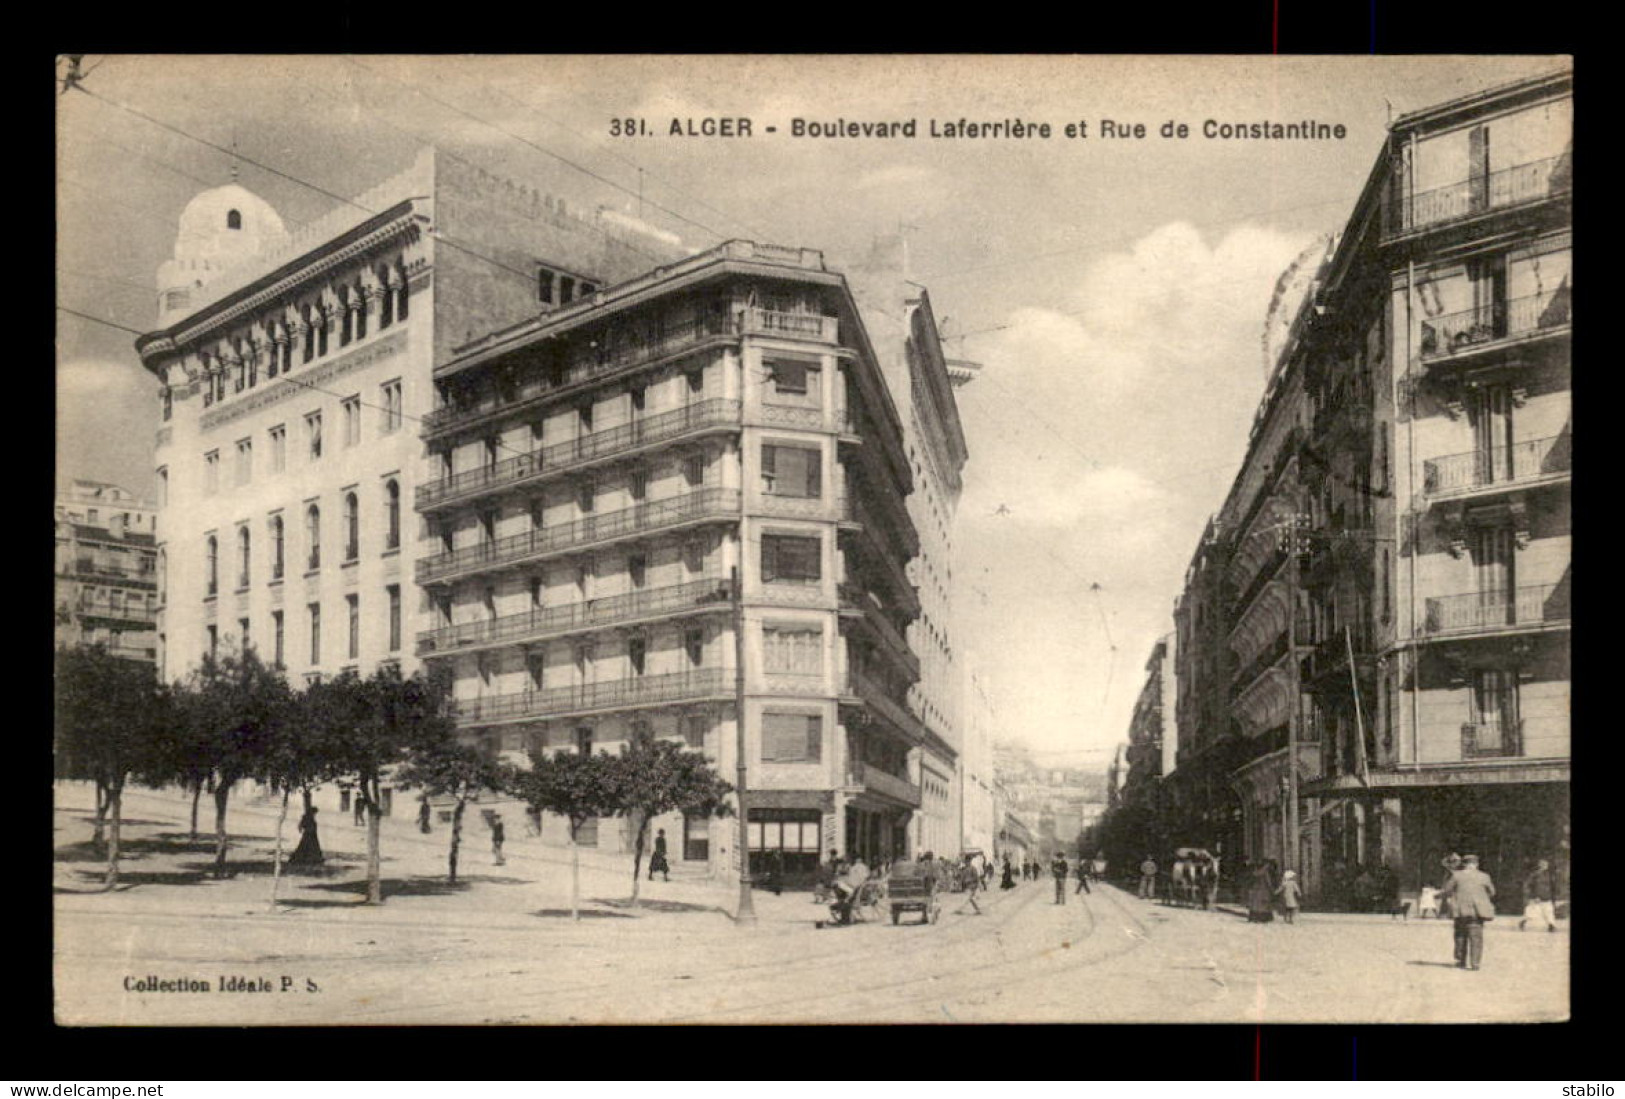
[260, 684, 343, 908]
[396, 742, 508, 885]
[168, 646, 296, 878]
[610, 730, 733, 906]
[54, 644, 171, 890]
[509, 749, 620, 921]
[320, 665, 457, 905]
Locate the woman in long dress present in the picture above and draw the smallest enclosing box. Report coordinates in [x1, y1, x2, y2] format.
[1000, 856, 1016, 890]
[1246, 860, 1276, 922]
[288, 805, 324, 868]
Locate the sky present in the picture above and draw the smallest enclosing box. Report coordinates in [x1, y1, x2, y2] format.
[55, 54, 1568, 770]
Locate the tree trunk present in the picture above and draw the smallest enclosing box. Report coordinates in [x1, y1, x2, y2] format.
[212, 782, 232, 879]
[92, 781, 107, 851]
[569, 820, 581, 922]
[302, 787, 314, 815]
[365, 783, 383, 905]
[103, 783, 122, 891]
[189, 781, 202, 839]
[270, 787, 290, 909]
[629, 809, 649, 906]
[449, 798, 465, 884]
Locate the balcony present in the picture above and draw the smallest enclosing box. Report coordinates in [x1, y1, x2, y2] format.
[452, 667, 731, 728]
[418, 577, 733, 657]
[1461, 720, 1523, 760]
[838, 582, 921, 681]
[844, 668, 928, 745]
[1423, 582, 1570, 637]
[1387, 154, 1571, 239]
[845, 760, 922, 808]
[1422, 434, 1572, 499]
[1419, 288, 1572, 363]
[417, 487, 740, 586]
[416, 399, 741, 512]
[68, 561, 158, 589]
[422, 312, 736, 439]
[742, 308, 839, 343]
[77, 602, 158, 626]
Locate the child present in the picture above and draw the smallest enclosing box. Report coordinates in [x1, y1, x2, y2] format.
[1276, 869, 1303, 924]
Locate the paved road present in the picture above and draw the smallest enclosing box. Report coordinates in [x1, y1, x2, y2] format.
[54, 785, 1568, 1024]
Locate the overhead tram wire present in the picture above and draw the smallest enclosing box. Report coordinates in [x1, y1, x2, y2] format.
[341, 57, 739, 247]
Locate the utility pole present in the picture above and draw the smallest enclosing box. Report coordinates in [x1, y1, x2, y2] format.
[730, 565, 757, 926]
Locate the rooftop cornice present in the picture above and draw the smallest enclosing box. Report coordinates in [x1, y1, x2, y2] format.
[1390, 68, 1572, 135]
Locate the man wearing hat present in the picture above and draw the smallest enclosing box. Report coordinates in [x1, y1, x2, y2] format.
[1440, 854, 1497, 970]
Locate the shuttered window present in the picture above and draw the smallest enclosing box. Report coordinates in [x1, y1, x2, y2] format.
[762, 712, 821, 763]
[761, 534, 820, 583]
[762, 444, 822, 498]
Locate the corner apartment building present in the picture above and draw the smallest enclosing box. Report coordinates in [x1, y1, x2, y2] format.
[1118, 633, 1176, 849]
[136, 149, 680, 810]
[415, 240, 928, 880]
[1305, 70, 1572, 901]
[54, 480, 159, 663]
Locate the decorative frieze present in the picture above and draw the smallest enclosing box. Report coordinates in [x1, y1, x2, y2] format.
[199, 328, 407, 432]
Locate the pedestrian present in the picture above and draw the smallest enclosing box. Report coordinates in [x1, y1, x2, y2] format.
[1075, 855, 1092, 895]
[1276, 869, 1303, 924]
[353, 793, 366, 826]
[956, 855, 983, 915]
[1000, 855, 1016, 890]
[982, 857, 994, 887]
[1247, 860, 1277, 923]
[490, 813, 506, 866]
[417, 796, 432, 835]
[1051, 852, 1069, 904]
[287, 805, 323, 868]
[1139, 856, 1158, 900]
[649, 827, 671, 882]
[1438, 852, 1463, 918]
[815, 849, 840, 903]
[525, 805, 542, 837]
[1440, 853, 1496, 970]
[1521, 858, 1558, 932]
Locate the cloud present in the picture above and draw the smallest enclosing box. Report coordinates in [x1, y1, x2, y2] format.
[58, 359, 157, 494]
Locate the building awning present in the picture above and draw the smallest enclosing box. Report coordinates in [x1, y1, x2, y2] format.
[1301, 760, 1569, 794]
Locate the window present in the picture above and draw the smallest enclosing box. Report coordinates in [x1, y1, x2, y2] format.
[342, 397, 361, 448]
[270, 515, 285, 580]
[156, 468, 168, 509]
[235, 439, 252, 486]
[378, 267, 395, 329]
[384, 480, 400, 551]
[684, 453, 705, 488]
[206, 624, 218, 660]
[205, 535, 218, 596]
[237, 526, 251, 589]
[306, 504, 321, 571]
[204, 451, 220, 495]
[577, 480, 595, 514]
[628, 637, 647, 676]
[302, 307, 316, 364]
[762, 444, 822, 497]
[269, 425, 287, 473]
[761, 712, 821, 763]
[684, 627, 704, 667]
[628, 552, 647, 589]
[380, 380, 402, 434]
[1381, 548, 1392, 625]
[763, 625, 822, 674]
[686, 369, 704, 396]
[576, 726, 594, 757]
[272, 610, 285, 667]
[306, 412, 323, 460]
[767, 358, 819, 399]
[227, 209, 241, 230]
[761, 534, 821, 583]
[308, 602, 321, 665]
[347, 594, 360, 660]
[577, 402, 593, 434]
[238, 617, 250, 652]
[387, 585, 401, 652]
[1468, 669, 1520, 756]
[529, 576, 544, 607]
[483, 587, 497, 622]
[560, 276, 576, 303]
[681, 713, 707, 749]
[683, 812, 710, 861]
[354, 286, 368, 340]
[630, 466, 648, 501]
[527, 650, 545, 690]
[344, 492, 359, 561]
[537, 269, 555, 305]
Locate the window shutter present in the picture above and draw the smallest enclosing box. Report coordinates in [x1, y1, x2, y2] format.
[762, 444, 777, 482]
[806, 450, 822, 498]
[805, 715, 822, 761]
[761, 537, 778, 582]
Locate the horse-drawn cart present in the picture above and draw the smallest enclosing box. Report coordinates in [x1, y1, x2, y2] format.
[887, 862, 941, 925]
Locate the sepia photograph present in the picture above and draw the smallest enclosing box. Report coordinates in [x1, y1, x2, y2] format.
[53, 54, 1572, 1026]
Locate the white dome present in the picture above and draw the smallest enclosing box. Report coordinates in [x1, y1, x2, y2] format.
[172, 183, 286, 265]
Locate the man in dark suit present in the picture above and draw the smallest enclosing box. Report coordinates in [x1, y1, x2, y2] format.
[1440, 853, 1497, 970]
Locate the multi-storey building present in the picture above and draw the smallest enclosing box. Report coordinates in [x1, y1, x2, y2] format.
[416, 239, 928, 880]
[136, 148, 682, 811]
[958, 656, 1000, 857]
[54, 480, 159, 663]
[1304, 69, 1572, 902]
[1118, 633, 1176, 847]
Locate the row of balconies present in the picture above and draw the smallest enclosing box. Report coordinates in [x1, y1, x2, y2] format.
[449, 666, 732, 726]
[1418, 287, 1572, 362]
[838, 582, 921, 681]
[1421, 582, 1570, 637]
[1421, 434, 1571, 498]
[1387, 153, 1570, 239]
[417, 399, 742, 512]
[844, 760, 921, 808]
[416, 487, 741, 586]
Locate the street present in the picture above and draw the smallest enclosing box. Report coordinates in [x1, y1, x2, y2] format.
[54, 785, 1567, 1025]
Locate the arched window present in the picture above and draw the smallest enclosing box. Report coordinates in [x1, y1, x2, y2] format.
[340, 286, 353, 347]
[302, 306, 316, 364]
[270, 515, 284, 580]
[354, 281, 368, 340]
[227, 209, 242, 230]
[344, 492, 359, 561]
[237, 527, 251, 589]
[395, 262, 409, 321]
[205, 535, 218, 596]
[384, 480, 400, 551]
[306, 504, 321, 571]
[378, 265, 394, 329]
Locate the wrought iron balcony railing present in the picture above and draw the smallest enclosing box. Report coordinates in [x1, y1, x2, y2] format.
[845, 760, 922, 807]
[1419, 288, 1572, 360]
[417, 399, 742, 511]
[1461, 720, 1523, 760]
[416, 487, 741, 585]
[1423, 434, 1572, 497]
[1423, 582, 1571, 636]
[418, 577, 731, 656]
[845, 668, 927, 744]
[452, 667, 730, 727]
[1388, 154, 1571, 237]
[838, 582, 921, 680]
